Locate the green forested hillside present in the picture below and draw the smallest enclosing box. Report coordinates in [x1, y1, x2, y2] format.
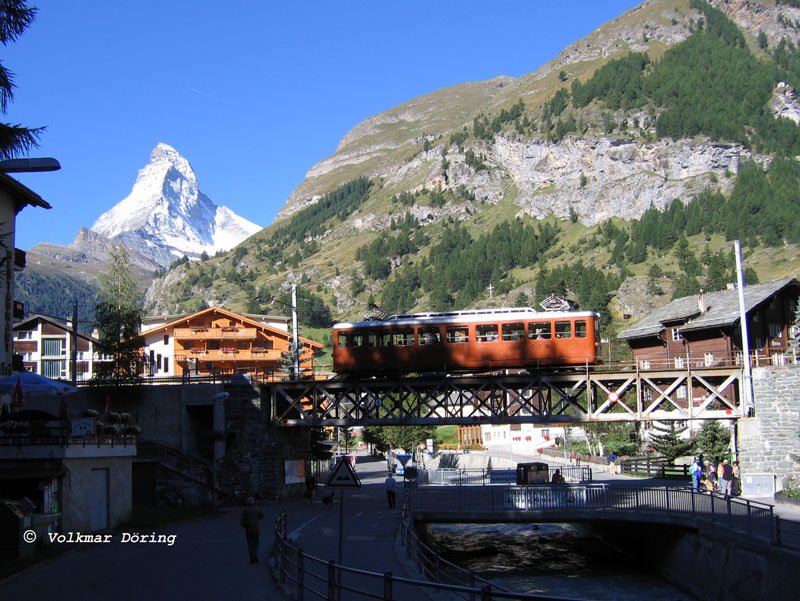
[15, 269, 97, 332]
[146, 0, 800, 337]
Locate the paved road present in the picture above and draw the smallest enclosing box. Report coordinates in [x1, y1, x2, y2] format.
[0, 500, 289, 601]
[0, 456, 419, 601]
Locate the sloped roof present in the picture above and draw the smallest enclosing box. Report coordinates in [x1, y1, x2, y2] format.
[14, 313, 99, 343]
[618, 278, 799, 340]
[143, 305, 323, 349]
[0, 173, 51, 211]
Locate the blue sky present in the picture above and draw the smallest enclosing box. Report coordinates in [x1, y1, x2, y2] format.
[6, 1, 641, 250]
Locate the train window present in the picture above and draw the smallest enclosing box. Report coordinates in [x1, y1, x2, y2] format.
[337, 333, 350, 348]
[528, 322, 551, 340]
[419, 327, 441, 345]
[476, 324, 499, 342]
[352, 332, 367, 347]
[502, 323, 524, 341]
[367, 333, 379, 347]
[575, 320, 587, 338]
[446, 326, 469, 343]
[392, 330, 414, 346]
[555, 322, 572, 339]
[379, 331, 392, 347]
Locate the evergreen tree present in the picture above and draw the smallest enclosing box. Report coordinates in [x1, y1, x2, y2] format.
[94, 245, 144, 384]
[694, 420, 731, 462]
[362, 425, 435, 454]
[309, 427, 333, 461]
[648, 421, 696, 463]
[0, 1, 43, 158]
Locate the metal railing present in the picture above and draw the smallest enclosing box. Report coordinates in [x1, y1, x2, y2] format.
[406, 484, 793, 549]
[272, 510, 585, 601]
[418, 466, 591, 486]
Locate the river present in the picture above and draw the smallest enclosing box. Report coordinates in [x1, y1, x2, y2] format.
[424, 522, 694, 600]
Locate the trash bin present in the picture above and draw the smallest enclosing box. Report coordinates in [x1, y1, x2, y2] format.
[0, 500, 33, 559]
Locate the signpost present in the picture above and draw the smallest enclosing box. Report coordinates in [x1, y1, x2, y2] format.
[325, 456, 361, 571]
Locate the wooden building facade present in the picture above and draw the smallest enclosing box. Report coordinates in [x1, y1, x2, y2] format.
[140, 307, 323, 381]
[619, 278, 800, 371]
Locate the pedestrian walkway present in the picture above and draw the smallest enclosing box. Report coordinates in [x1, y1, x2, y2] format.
[1, 453, 797, 601]
[0, 456, 421, 601]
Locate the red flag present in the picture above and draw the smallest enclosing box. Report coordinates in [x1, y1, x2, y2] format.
[11, 376, 24, 407]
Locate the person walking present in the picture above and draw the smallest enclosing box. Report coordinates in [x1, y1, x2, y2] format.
[240, 497, 264, 564]
[690, 457, 703, 492]
[607, 452, 618, 475]
[732, 460, 741, 496]
[384, 472, 396, 509]
[719, 459, 734, 498]
[305, 474, 317, 504]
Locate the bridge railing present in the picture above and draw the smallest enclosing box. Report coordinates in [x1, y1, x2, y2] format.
[272, 509, 586, 601]
[407, 485, 787, 548]
[418, 466, 591, 486]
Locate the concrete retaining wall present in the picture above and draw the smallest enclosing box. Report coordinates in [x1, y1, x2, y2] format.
[593, 520, 800, 601]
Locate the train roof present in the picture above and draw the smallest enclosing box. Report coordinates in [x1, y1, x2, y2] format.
[333, 307, 599, 329]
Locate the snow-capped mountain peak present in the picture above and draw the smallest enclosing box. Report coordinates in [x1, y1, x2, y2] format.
[90, 143, 261, 266]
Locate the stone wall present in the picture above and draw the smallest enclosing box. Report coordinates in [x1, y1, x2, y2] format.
[217, 384, 309, 501]
[738, 366, 800, 490]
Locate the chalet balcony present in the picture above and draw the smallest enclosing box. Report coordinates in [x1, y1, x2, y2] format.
[173, 327, 258, 340]
[177, 349, 284, 362]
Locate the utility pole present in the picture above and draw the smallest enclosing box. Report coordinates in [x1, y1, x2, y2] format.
[734, 241, 754, 416]
[71, 301, 78, 385]
[291, 284, 300, 380]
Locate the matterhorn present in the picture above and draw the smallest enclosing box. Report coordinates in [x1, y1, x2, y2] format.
[91, 143, 261, 266]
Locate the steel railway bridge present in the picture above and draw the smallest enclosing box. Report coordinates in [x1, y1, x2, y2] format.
[269, 365, 745, 427]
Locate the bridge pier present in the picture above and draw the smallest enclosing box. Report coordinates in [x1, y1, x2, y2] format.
[739, 365, 800, 493]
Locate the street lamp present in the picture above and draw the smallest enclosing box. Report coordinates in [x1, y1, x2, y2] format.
[0, 157, 61, 172]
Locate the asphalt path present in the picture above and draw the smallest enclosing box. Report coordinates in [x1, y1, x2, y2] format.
[0, 456, 418, 601]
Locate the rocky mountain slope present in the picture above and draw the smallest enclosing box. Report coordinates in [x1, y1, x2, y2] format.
[16, 143, 263, 321]
[143, 0, 800, 327]
[278, 0, 799, 229]
[92, 143, 262, 267]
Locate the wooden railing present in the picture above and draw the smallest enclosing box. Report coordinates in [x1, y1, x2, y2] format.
[173, 327, 258, 340]
[176, 349, 283, 362]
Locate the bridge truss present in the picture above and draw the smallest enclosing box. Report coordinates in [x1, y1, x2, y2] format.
[269, 366, 744, 427]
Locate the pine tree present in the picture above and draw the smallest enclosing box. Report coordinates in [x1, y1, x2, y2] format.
[694, 420, 731, 462]
[94, 245, 144, 384]
[0, 1, 44, 159]
[647, 421, 696, 463]
[309, 427, 333, 461]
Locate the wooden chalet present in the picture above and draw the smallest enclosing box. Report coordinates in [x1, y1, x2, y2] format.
[140, 306, 323, 381]
[618, 277, 800, 370]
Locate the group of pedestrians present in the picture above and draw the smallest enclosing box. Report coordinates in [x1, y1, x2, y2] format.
[690, 455, 741, 498]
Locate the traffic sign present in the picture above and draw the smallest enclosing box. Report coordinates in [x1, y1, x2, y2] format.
[325, 456, 362, 489]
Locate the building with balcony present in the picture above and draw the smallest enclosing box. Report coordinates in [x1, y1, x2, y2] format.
[140, 306, 323, 380]
[618, 278, 800, 370]
[13, 315, 110, 381]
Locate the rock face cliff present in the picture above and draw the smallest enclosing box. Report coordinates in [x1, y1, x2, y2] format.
[92, 143, 262, 267]
[274, 0, 799, 231]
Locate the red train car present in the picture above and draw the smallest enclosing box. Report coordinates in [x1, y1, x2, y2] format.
[332, 307, 600, 375]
